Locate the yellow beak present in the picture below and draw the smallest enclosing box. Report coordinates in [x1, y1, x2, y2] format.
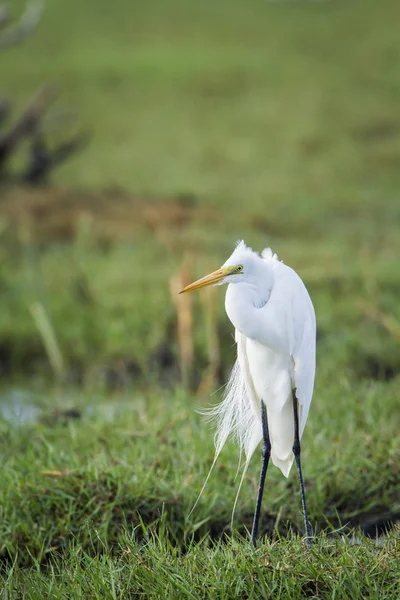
[179, 266, 235, 294]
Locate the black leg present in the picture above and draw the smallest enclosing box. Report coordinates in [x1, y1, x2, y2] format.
[251, 399, 271, 546]
[292, 390, 312, 548]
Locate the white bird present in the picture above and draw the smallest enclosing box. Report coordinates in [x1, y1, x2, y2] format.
[180, 240, 316, 546]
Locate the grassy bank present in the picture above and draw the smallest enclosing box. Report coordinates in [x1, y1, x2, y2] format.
[0, 386, 399, 597]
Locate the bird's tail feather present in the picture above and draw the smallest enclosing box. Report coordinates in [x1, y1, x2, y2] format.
[190, 358, 262, 519]
[202, 359, 262, 460]
[187, 453, 219, 519]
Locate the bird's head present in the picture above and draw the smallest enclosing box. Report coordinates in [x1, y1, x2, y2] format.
[179, 240, 271, 294]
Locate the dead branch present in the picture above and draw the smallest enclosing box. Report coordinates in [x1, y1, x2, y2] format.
[0, 84, 57, 169]
[0, 1, 44, 50]
[0, 6, 9, 28]
[23, 129, 90, 184]
[0, 2, 86, 183]
[0, 84, 89, 184]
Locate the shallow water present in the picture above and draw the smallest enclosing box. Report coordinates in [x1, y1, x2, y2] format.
[0, 388, 42, 425]
[0, 387, 137, 426]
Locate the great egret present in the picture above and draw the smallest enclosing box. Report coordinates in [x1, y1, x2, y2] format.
[180, 240, 316, 547]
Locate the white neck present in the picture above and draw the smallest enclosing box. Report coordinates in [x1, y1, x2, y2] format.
[224, 261, 273, 340]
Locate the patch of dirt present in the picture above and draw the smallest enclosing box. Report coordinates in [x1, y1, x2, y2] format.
[0, 185, 216, 242]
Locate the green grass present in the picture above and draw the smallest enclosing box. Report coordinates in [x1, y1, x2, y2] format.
[0, 388, 399, 597]
[1, 0, 400, 597]
[2, 532, 399, 599]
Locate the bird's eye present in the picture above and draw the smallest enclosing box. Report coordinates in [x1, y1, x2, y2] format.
[236, 265, 244, 273]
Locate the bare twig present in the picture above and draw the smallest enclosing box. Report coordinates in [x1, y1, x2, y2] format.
[23, 129, 90, 184]
[0, 5, 9, 28]
[170, 258, 194, 389]
[29, 301, 65, 378]
[0, 83, 57, 168]
[0, 84, 88, 183]
[197, 281, 220, 397]
[0, 2, 84, 182]
[0, 0, 44, 50]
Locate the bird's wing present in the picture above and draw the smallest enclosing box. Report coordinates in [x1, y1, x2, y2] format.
[261, 257, 316, 438]
[287, 274, 316, 437]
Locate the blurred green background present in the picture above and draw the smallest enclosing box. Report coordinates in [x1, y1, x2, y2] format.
[2, 0, 400, 383]
[0, 0, 399, 595]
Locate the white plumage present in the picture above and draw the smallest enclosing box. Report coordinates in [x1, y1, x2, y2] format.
[209, 241, 316, 480]
[180, 240, 316, 542]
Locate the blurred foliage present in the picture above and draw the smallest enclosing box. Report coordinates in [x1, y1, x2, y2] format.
[0, 0, 399, 385]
